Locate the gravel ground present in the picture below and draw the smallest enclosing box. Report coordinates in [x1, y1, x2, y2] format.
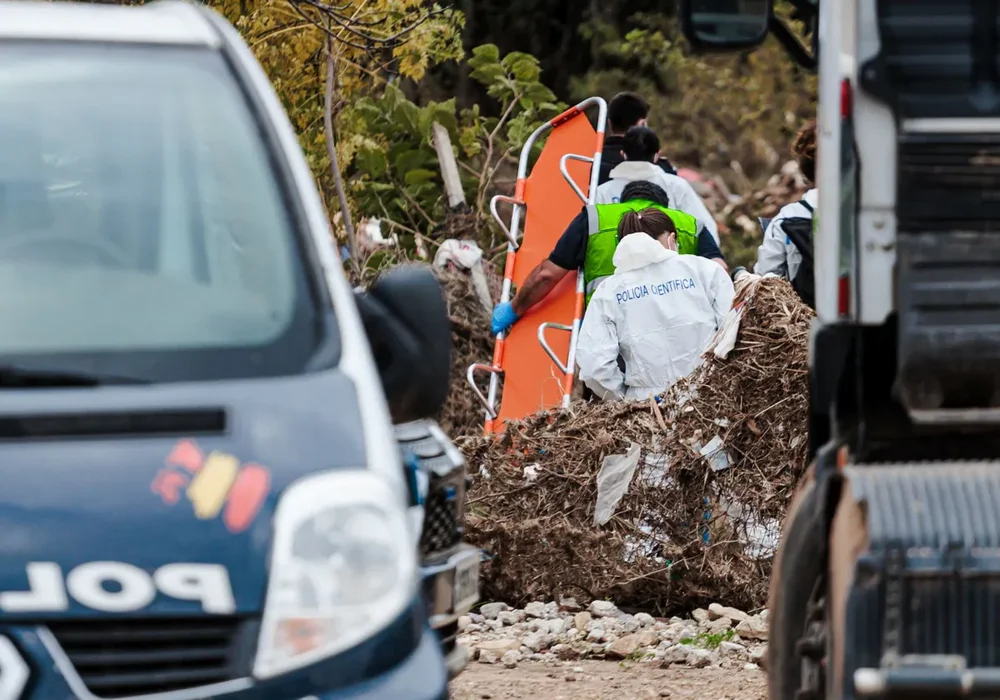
[449, 600, 770, 700]
[449, 660, 767, 700]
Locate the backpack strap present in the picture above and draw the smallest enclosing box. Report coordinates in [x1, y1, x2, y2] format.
[798, 198, 814, 214]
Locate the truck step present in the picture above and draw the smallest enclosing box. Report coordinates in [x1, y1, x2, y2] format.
[838, 463, 1000, 699]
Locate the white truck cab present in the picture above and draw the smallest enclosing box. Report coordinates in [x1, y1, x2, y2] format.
[682, 2, 1000, 700]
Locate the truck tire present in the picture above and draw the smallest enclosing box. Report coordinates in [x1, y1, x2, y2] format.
[768, 468, 826, 700]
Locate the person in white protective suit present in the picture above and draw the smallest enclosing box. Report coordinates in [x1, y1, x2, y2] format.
[754, 119, 817, 281]
[576, 208, 735, 401]
[595, 125, 721, 244]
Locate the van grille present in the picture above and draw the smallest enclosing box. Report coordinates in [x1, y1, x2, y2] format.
[46, 616, 253, 698]
[420, 473, 464, 558]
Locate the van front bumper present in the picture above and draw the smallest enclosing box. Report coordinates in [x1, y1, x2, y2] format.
[422, 543, 480, 678]
[5, 600, 449, 700]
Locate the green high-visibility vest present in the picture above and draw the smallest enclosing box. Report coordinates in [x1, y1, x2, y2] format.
[582, 199, 700, 303]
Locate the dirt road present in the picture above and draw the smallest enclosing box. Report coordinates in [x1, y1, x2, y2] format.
[449, 660, 767, 700]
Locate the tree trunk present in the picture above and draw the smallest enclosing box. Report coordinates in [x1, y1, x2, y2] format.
[324, 39, 360, 276]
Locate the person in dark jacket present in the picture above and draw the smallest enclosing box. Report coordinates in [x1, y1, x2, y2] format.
[598, 92, 677, 184]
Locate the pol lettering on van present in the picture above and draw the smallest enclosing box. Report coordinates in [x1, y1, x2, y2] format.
[0, 562, 236, 614]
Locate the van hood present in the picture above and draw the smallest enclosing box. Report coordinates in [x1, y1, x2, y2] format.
[0, 370, 372, 618]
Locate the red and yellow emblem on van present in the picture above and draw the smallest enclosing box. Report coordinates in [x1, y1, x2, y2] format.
[151, 439, 271, 533]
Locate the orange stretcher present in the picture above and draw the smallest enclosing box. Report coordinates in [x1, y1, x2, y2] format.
[466, 96, 608, 434]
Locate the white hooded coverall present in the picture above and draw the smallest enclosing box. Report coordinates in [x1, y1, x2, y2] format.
[576, 234, 735, 401]
[595, 161, 720, 243]
[753, 187, 817, 280]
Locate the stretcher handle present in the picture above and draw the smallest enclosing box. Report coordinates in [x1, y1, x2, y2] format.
[537, 322, 572, 375]
[489, 195, 521, 248]
[559, 153, 594, 205]
[466, 363, 501, 420]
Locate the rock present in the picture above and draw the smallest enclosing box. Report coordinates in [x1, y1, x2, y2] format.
[547, 618, 567, 636]
[676, 628, 696, 643]
[479, 649, 500, 664]
[574, 612, 592, 631]
[523, 632, 555, 653]
[559, 597, 583, 612]
[751, 644, 769, 669]
[458, 615, 472, 631]
[621, 615, 641, 633]
[478, 639, 522, 655]
[759, 609, 770, 623]
[664, 622, 692, 640]
[498, 611, 522, 627]
[480, 602, 509, 620]
[586, 627, 606, 643]
[735, 617, 769, 641]
[686, 648, 717, 668]
[551, 644, 581, 660]
[660, 644, 689, 666]
[709, 603, 750, 622]
[635, 612, 656, 627]
[527, 619, 547, 632]
[745, 663, 760, 671]
[524, 601, 547, 619]
[637, 630, 658, 647]
[606, 633, 646, 659]
[692, 608, 710, 623]
[469, 613, 485, 624]
[502, 650, 520, 668]
[706, 617, 735, 633]
[589, 600, 621, 618]
[719, 641, 748, 658]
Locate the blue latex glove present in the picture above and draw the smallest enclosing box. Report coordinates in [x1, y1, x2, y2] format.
[491, 302, 519, 335]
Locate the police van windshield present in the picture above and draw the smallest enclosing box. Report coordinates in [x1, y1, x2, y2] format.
[0, 42, 324, 383]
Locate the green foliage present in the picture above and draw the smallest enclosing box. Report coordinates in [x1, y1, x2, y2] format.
[678, 628, 736, 650]
[207, 0, 464, 251]
[345, 44, 564, 251]
[571, 7, 816, 269]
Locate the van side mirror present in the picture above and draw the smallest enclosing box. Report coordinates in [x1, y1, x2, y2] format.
[680, 0, 771, 51]
[355, 264, 451, 424]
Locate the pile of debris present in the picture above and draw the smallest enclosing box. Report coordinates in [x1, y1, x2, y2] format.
[681, 159, 811, 238]
[434, 245, 501, 437]
[462, 599, 768, 671]
[460, 276, 813, 614]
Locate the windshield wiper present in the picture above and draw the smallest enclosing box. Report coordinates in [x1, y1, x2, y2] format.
[0, 365, 149, 387]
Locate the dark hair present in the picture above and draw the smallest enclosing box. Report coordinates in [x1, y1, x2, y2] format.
[608, 92, 650, 133]
[617, 208, 676, 242]
[622, 125, 660, 162]
[621, 180, 670, 208]
[793, 119, 817, 183]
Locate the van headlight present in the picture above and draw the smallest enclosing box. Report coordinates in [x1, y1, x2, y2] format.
[253, 470, 417, 679]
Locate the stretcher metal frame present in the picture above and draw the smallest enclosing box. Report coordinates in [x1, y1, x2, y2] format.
[466, 96, 608, 434]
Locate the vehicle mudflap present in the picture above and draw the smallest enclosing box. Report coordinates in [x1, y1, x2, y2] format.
[833, 463, 1000, 700]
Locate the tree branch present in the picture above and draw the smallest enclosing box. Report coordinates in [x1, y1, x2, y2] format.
[324, 36, 360, 276]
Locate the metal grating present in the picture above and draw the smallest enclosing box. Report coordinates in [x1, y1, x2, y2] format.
[420, 474, 464, 558]
[898, 135, 1000, 232]
[865, 0, 1000, 119]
